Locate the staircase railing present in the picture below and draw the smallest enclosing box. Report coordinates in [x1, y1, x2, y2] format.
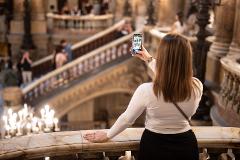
[47, 13, 114, 31]
[23, 32, 134, 104]
[0, 127, 239, 160]
[31, 20, 125, 78]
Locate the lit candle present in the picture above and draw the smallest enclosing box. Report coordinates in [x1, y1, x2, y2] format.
[38, 121, 43, 132]
[23, 104, 28, 120]
[2, 115, 8, 126]
[26, 123, 31, 135]
[16, 122, 22, 136]
[32, 117, 39, 133]
[5, 125, 11, 139]
[44, 118, 52, 132]
[53, 118, 60, 132]
[40, 109, 45, 119]
[18, 110, 23, 122]
[45, 105, 50, 115]
[8, 109, 13, 117]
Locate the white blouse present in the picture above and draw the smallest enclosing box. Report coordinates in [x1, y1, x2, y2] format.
[107, 59, 203, 139]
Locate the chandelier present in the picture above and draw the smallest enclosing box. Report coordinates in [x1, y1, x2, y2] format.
[1, 104, 60, 139]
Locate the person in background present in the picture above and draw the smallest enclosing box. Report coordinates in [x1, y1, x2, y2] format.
[84, 33, 203, 160]
[71, 6, 81, 16]
[20, 51, 32, 85]
[60, 39, 73, 62]
[171, 12, 186, 34]
[54, 45, 67, 69]
[61, 2, 70, 15]
[116, 20, 133, 38]
[185, 6, 198, 36]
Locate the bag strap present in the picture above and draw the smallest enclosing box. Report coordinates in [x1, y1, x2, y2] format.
[172, 102, 192, 126]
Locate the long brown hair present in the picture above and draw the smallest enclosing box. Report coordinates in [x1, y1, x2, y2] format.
[153, 33, 194, 102]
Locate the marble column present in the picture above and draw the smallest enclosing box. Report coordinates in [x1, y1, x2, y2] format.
[31, 0, 46, 20]
[157, 0, 186, 27]
[13, 0, 24, 20]
[206, 0, 236, 85]
[30, 0, 49, 59]
[8, 0, 25, 64]
[132, 0, 147, 30]
[114, 0, 125, 21]
[228, 0, 240, 56]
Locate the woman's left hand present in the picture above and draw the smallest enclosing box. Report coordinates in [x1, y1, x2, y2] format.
[83, 131, 109, 143]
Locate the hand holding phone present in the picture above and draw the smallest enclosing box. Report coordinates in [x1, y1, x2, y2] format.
[132, 33, 143, 55]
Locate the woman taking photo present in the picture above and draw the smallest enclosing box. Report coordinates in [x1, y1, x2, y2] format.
[84, 33, 203, 160]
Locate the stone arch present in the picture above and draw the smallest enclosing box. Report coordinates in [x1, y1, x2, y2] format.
[57, 88, 134, 118]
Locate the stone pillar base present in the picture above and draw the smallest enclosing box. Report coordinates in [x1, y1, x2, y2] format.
[206, 42, 229, 87]
[228, 45, 240, 56]
[2, 87, 23, 112]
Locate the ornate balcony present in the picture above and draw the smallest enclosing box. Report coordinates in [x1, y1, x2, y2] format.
[210, 55, 240, 127]
[47, 13, 114, 42]
[0, 127, 239, 160]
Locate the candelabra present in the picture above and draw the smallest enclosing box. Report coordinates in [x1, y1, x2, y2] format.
[1, 104, 60, 139]
[193, 0, 221, 120]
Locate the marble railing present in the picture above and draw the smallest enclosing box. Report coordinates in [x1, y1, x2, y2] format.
[144, 27, 198, 58]
[23, 32, 133, 104]
[47, 13, 114, 32]
[32, 20, 125, 78]
[0, 127, 239, 160]
[218, 56, 240, 121]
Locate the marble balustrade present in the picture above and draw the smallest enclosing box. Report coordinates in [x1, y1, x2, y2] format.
[0, 127, 239, 160]
[219, 56, 240, 116]
[31, 20, 125, 78]
[47, 13, 114, 32]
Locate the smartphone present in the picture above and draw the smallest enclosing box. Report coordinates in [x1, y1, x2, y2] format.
[132, 33, 143, 55]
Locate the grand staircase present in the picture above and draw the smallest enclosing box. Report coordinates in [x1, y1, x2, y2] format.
[22, 23, 148, 117]
[31, 20, 126, 78]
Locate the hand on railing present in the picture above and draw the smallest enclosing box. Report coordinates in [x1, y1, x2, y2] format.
[84, 131, 109, 143]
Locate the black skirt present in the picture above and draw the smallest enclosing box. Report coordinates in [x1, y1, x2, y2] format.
[138, 129, 199, 160]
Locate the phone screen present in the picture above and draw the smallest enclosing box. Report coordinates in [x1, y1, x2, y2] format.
[132, 34, 142, 54]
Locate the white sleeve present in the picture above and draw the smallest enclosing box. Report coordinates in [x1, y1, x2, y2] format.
[147, 59, 156, 74]
[107, 84, 147, 139]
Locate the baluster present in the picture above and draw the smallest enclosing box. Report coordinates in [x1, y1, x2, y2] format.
[110, 48, 116, 60]
[72, 66, 77, 79]
[83, 59, 89, 72]
[68, 17, 74, 29]
[199, 148, 210, 160]
[106, 50, 111, 62]
[94, 54, 100, 67]
[123, 42, 128, 55]
[100, 52, 106, 65]
[222, 73, 232, 106]
[78, 63, 83, 75]
[50, 76, 56, 89]
[225, 74, 234, 107]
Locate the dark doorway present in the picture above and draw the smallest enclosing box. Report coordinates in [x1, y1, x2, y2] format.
[57, 0, 67, 13]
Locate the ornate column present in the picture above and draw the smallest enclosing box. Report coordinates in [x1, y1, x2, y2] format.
[13, 0, 24, 20]
[30, 0, 48, 59]
[229, 0, 240, 57]
[157, 0, 186, 26]
[8, 0, 25, 63]
[31, 0, 46, 20]
[206, 0, 236, 85]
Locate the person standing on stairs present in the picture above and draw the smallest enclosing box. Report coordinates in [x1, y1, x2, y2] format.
[20, 51, 32, 85]
[60, 39, 73, 62]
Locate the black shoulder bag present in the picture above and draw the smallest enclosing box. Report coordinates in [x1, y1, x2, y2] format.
[172, 102, 192, 126]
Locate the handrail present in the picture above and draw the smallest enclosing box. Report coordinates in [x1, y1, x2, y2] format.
[31, 20, 125, 77]
[23, 32, 135, 103]
[47, 13, 114, 21]
[0, 127, 239, 159]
